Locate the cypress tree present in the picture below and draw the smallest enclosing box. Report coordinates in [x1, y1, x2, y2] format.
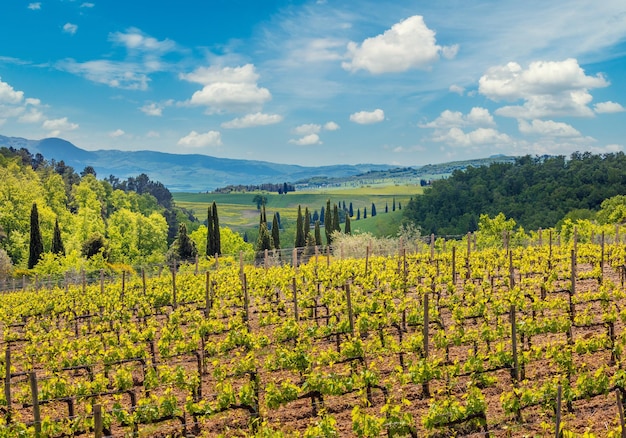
[385, 203, 389, 213]
[371, 203, 377, 217]
[320, 206, 325, 225]
[177, 223, 197, 261]
[304, 207, 311, 241]
[314, 220, 322, 246]
[349, 202, 354, 217]
[28, 203, 44, 269]
[272, 213, 280, 250]
[357, 209, 361, 220]
[363, 207, 367, 219]
[206, 204, 214, 256]
[212, 202, 221, 255]
[392, 197, 396, 212]
[295, 205, 305, 248]
[399, 202, 402, 210]
[324, 199, 332, 244]
[333, 204, 341, 233]
[345, 215, 351, 235]
[256, 223, 273, 251]
[51, 218, 65, 256]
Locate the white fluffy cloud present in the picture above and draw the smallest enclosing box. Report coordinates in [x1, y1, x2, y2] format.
[324, 121, 340, 131]
[18, 108, 44, 123]
[181, 64, 271, 113]
[289, 134, 321, 146]
[27, 3, 41, 10]
[342, 16, 457, 74]
[433, 127, 511, 148]
[479, 58, 609, 119]
[177, 130, 222, 148]
[140, 100, 173, 117]
[594, 101, 625, 114]
[449, 84, 465, 95]
[0, 79, 24, 104]
[293, 123, 321, 135]
[43, 117, 79, 136]
[109, 129, 125, 138]
[63, 23, 78, 35]
[420, 107, 495, 129]
[350, 109, 384, 124]
[109, 28, 176, 53]
[221, 112, 283, 129]
[518, 119, 582, 137]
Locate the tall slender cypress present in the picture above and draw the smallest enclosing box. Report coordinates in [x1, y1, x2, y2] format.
[345, 215, 351, 235]
[304, 207, 311, 241]
[333, 204, 341, 233]
[295, 205, 305, 248]
[206, 205, 214, 256]
[324, 199, 332, 244]
[212, 202, 221, 255]
[314, 220, 322, 246]
[371, 203, 377, 217]
[51, 218, 65, 256]
[272, 213, 280, 250]
[28, 203, 44, 269]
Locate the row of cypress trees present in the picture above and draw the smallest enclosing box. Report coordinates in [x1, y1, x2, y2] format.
[28, 203, 65, 269]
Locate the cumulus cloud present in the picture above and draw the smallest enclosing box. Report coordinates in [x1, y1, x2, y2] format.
[177, 130, 222, 148]
[18, 108, 44, 123]
[181, 64, 271, 114]
[63, 23, 78, 35]
[293, 123, 321, 135]
[109, 28, 176, 53]
[80, 3, 95, 8]
[342, 16, 457, 74]
[221, 112, 283, 129]
[350, 109, 384, 124]
[479, 58, 609, 119]
[433, 127, 511, 148]
[289, 134, 321, 146]
[109, 129, 125, 137]
[419, 107, 495, 129]
[27, 3, 41, 10]
[140, 100, 173, 116]
[594, 101, 625, 114]
[43, 117, 79, 136]
[324, 121, 340, 131]
[518, 119, 582, 137]
[449, 84, 465, 95]
[0, 79, 24, 104]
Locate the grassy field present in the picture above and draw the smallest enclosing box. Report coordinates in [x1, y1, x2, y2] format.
[173, 185, 420, 242]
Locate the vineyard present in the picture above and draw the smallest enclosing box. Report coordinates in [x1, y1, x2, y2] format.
[3, 234, 626, 437]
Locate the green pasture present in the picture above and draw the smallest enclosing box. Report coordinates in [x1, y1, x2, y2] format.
[173, 185, 419, 240]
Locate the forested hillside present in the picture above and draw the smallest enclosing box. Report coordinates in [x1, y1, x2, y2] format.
[404, 152, 626, 235]
[0, 147, 198, 271]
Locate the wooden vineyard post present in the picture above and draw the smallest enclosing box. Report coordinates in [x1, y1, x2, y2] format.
[94, 404, 103, 438]
[452, 246, 456, 285]
[171, 262, 177, 309]
[423, 291, 430, 397]
[29, 371, 41, 437]
[239, 251, 244, 278]
[549, 230, 553, 270]
[600, 231, 605, 284]
[511, 305, 519, 382]
[205, 271, 213, 318]
[573, 226, 578, 254]
[242, 273, 250, 329]
[264, 249, 268, 269]
[4, 346, 11, 422]
[365, 245, 370, 276]
[568, 249, 576, 345]
[81, 268, 86, 294]
[292, 277, 299, 321]
[616, 389, 626, 438]
[141, 268, 147, 296]
[214, 253, 219, 270]
[555, 384, 562, 438]
[430, 233, 435, 261]
[100, 269, 104, 296]
[293, 248, 298, 270]
[345, 282, 354, 336]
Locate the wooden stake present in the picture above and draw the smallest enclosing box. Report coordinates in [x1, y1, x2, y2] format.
[555, 384, 562, 438]
[511, 305, 519, 382]
[345, 282, 354, 336]
[94, 404, 103, 438]
[4, 346, 11, 422]
[292, 277, 299, 321]
[29, 372, 41, 437]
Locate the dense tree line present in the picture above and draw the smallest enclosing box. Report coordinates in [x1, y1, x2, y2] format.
[403, 152, 626, 235]
[212, 182, 295, 194]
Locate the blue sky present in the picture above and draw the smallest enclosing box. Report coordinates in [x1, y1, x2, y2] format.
[1, 0, 625, 167]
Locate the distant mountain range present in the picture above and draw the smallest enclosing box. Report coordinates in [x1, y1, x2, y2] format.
[0, 135, 517, 192]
